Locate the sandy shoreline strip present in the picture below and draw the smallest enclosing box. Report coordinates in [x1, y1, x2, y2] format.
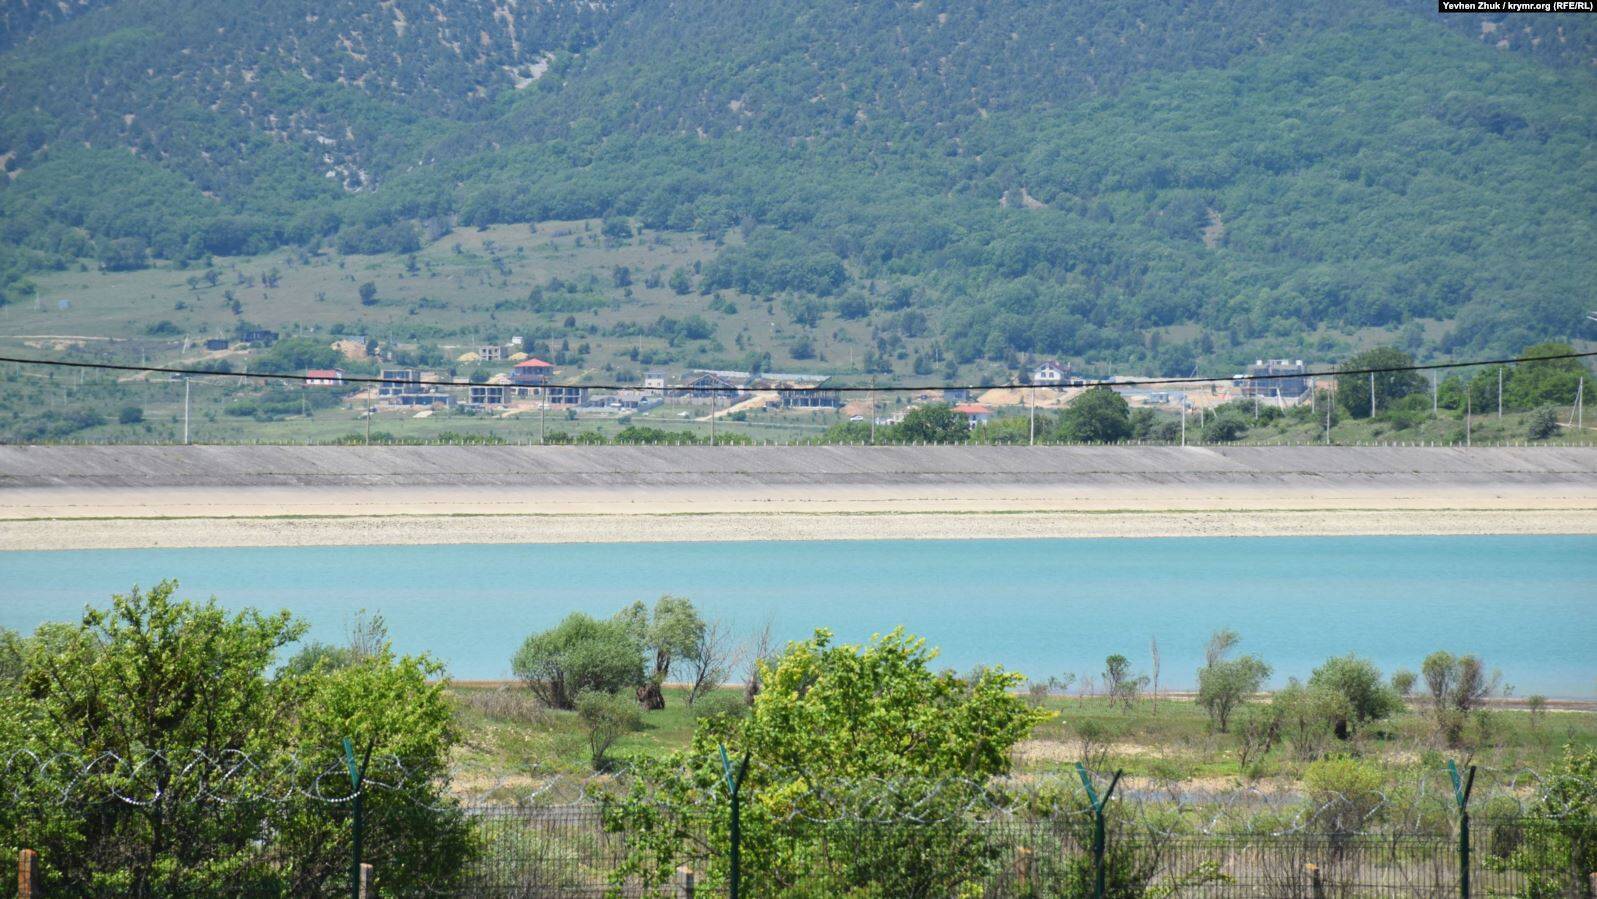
[3, 445, 1595, 549]
[3, 507, 1595, 551]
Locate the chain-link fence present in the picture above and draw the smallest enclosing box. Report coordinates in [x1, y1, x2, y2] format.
[4, 750, 1592, 897]
[18, 803, 1586, 898]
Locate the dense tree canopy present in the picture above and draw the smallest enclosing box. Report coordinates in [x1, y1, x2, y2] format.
[1337, 348, 1428, 418]
[512, 613, 643, 710]
[0, 581, 471, 896]
[1057, 387, 1133, 443]
[601, 628, 1048, 894]
[0, 2, 1592, 369]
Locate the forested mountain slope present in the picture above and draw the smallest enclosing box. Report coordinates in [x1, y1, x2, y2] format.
[1, 0, 1593, 371]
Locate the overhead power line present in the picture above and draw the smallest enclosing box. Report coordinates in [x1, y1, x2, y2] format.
[0, 349, 1591, 393]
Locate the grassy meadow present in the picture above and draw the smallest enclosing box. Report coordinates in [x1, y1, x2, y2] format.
[2, 220, 894, 381]
[445, 683, 1597, 790]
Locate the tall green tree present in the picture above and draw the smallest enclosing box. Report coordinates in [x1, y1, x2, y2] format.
[893, 402, 970, 443]
[1307, 654, 1401, 739]
[1197, 630, 1272, 734]
[0, 582, 470, 896]
[1057, 387, 1132, 442]
[1103, 653, 1149, 710]
[1491, 745, 1597, 898]
[1507, 342, 1588, 409]
[616, 595, 705, 710]
[512, 613, 643, 710]
[1337, 347, 1425, 418]
[601, 629, 1048, 895]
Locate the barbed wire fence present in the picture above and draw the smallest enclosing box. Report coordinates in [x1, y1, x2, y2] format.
[2, 747, 1592, 897]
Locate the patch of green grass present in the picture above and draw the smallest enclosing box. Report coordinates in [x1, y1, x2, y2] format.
[1, 220, 900, 387]
[446, 684, 1597, 791]
[448, 683, 743, 778]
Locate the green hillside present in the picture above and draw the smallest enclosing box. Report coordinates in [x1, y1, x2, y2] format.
[1, 0, 1594, 377]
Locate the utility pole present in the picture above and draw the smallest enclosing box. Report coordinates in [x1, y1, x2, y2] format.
[1432, 371, 1438, 417]
[868, 377, 876, 445]
[1577, 377, 1585, 431]
[1325, 390, 1332, 444]
[539, 391, 547, 445]
[183, 377, 191, 445]
[1369, 371, 1376, 419]
[1465, 391, 1472, 447]
[1180, 401, 1187, 446]
[1497, 367, 1503, 418]
[710, 389, 717, 446]
[364, 406, 371, 446]
[1029, 387, 1036, 446]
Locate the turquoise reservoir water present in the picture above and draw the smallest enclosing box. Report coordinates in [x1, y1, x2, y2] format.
[1, 536, 1593, 696]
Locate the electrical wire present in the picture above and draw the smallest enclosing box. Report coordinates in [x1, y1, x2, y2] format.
[0, 349, 1591, 393]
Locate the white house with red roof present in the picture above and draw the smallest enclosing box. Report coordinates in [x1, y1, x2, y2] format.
[951, 402, 993, 426]
[304, 369, 345, 386]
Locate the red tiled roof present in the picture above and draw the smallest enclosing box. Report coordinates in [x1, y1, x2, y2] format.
[515, 358, 554, 368]
[305, 369, 343, 379]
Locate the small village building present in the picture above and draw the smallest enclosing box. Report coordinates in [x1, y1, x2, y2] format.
[304, 369, 345, 386]
[611, 389, 665, 411]
[393, 392, 452, 407]
[1032, 360, 1069, 385]
[378, 368, 420, 397]
[1032, 360, 1089, 387]
[203, 338, 230, 351]
[774, 376, 841, 409]
[952, 402, 994, 426]
[467, 384, 507, 407]
[477, 344, 504, 362]
[376, 368, 450, 406]
[240, 329, 278, 345]
[545, 385, 587, 406]
[683, 371, 742, 400]
[644, 371, 668, 391]
[510, 358, 554, 387]
[1237, 359, 1310, 399]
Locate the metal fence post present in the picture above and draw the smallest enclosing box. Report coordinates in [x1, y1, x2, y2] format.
[1077, 762, 1123, 899]
[1449, 760, 1476, 899]
[719, 744, 751, 899]
[344, 737, 374, 899]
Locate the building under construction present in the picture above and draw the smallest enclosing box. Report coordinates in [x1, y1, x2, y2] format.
[1236, 359, 1310, 399]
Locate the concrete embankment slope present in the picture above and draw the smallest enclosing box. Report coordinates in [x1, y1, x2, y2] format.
[1, 445, 1594, 548]
[3, 444, 1596, 489]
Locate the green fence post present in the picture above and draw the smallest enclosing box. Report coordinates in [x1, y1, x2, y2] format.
[344, 738, 374, 899]
[1449, 760, 1476, 899]
[1077, 762, 1123, 899]
[719, 744, 751, 899]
